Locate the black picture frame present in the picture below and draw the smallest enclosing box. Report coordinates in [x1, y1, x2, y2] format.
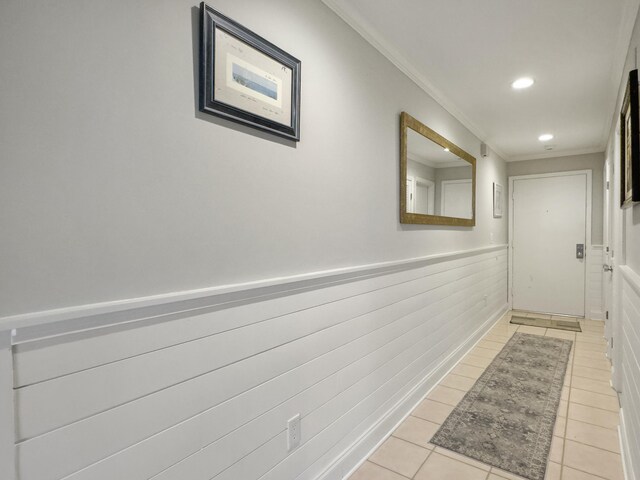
[199, 3, 301, 141]
[620, 69, 640, 207]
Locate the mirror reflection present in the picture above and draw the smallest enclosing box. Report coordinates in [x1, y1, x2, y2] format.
[400, 112, 476, 226]
[406, 128, 473, 219]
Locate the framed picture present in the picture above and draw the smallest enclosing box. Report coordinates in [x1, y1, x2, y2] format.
[493, 182, 503, 218]
[620, 69, 640, 207]
[199, 3, 301, 141]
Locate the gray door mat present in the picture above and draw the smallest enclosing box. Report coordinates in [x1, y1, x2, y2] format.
[509, 315, 582, 332]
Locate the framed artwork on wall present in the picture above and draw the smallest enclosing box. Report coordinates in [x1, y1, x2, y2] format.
[493, 182, 503, 218]
[620, 69, 640, 207]
[199, 3, 301, 141]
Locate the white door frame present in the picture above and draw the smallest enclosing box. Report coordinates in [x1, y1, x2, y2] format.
[610, 127, 624, 392]
[415, 176, 435, 215]
[603, 156, 613, 356]
[508, 170, 593, 316]
[406, 176, 415, 213]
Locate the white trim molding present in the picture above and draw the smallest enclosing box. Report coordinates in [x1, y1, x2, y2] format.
[587, 245, 604, 320]
[508, 147, 606, 163]
[1, 245, 507, 343]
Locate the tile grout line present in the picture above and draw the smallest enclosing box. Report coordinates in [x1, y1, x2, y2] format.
[568, 385, 618, 402]
[557, 464, 611, 480]
[562, 416, 620, 431]
[561, 435, 621, 455]
[366, 459, 412, 479]
[558, 332, 577, 480]
[570, 363, 615, 372]
[570, 372, 615, 382]
[390, 432, 435, 452]
[565, 397, 620, 413]
[420, 396, 461, 408]
[411, 444, 434, 479]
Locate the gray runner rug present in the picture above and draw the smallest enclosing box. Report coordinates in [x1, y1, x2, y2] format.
[430, 333, 572, 480]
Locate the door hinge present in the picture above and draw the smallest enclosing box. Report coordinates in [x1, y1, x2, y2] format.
[606, 311, 609, 320]
[611, 337, 614, 349]
[606, 181, 610, 190]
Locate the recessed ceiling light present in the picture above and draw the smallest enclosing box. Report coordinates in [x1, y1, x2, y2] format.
[512, 77, 534, 89]
[444, 147, 450, 152]
[538, 133, 554, 142]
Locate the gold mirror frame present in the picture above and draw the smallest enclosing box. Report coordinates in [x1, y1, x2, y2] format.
[400, 112, 476, 226]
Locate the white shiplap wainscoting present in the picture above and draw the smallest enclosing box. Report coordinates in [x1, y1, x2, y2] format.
[587, 245, 604, 320]
[0, 246, 507, 480]
[619, 265, 640, 480]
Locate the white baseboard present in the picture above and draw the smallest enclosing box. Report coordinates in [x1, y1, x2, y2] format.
[619, 408, 637, 480]
[315, 303, 509, 480]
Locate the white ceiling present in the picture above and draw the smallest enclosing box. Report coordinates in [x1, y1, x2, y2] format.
[407, 128, 470, 168]
[323, 0, 640, 161]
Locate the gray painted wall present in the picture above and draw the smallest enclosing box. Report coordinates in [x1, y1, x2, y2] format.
[407, 160, 435, 182]
[0, 0, 507, 316]
[507, 152, 605, 244]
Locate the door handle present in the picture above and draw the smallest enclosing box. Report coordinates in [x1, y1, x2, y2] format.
[576, 244, 584, 259]
[603, 265, 613, 273]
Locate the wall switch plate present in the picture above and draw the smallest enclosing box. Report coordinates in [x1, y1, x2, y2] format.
[287, 414, 301, 451]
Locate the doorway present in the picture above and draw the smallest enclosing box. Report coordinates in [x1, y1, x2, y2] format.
[603, 157, 614, 357]
[509, 171, 592, 317]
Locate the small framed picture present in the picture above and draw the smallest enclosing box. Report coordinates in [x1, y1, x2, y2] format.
[199, 3, 301, 141]
[493, 182, 503, 218]
[620, 69, 640, 207]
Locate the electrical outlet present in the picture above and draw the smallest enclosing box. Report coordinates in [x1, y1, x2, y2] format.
[287, 414, 301, 451]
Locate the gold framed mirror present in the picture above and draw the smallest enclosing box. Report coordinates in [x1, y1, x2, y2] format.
[400, 112, 476, 226]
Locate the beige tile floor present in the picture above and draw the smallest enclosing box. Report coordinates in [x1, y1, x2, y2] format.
[348, 310, 624, 480]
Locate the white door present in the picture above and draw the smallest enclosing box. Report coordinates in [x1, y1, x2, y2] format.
[441, 180, 472, 218]
[511, 172, 588, 316]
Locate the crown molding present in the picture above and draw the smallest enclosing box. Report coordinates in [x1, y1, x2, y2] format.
[507, 147, 605, 163]
[321, 0, 509, 161]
